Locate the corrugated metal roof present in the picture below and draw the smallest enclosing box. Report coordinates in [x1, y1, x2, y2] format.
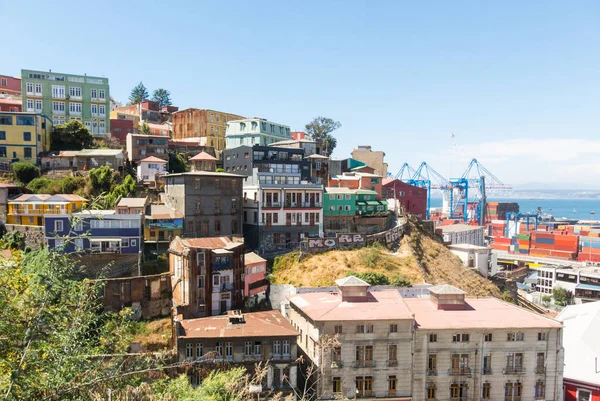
[244, 252, 266, 265]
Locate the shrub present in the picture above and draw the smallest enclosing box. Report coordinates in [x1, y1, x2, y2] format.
[552, 287, 569, 306]
[27, 177, 52, 193]
[390, 275, 412, 287]
[11, 162, 39, 184]
[359, 248, 381, 267]
[354, 272, 389, 285]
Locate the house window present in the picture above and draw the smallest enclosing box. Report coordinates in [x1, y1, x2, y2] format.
[52, 85, 65, 98]
[122, 238, 129, 248]
[538, 332, 546, 341]
[24, 148, 32, 159]
[254, 341, 261, 357]
[535, 381, 545, 399]
[26, 82, 33, 93]
[215, 342, 223, 357]
[273, 340, 281, 355]
[578, 389, 591, 401]
[27, 99, 34, 111]
[91, 104, 98, 115]
[389, 324, 398, 333]
[69, 87, 82, 97]
[482, 382, 491, 399]
[195, 343, 203, 359]
[99, 89, 105, 99]
[484, 333, 493, 342]
[282, 340, 290, 355]
[507, 332, 524, 341]
[505, 382, 522, 400]
[69, 102, 82, 113]
[244, 341, 252, 357]
[332, 346, 341, 362]
[329, 194, 335, 200]
[131, 239, 137, 247]
[91, 88, 97, 98]
[388, 375, 397, 393]
[17, 116, 34, 126]
[427, 385, 436, 400]
[23, 132, 32, 142]
[334, 325, 342, 334]
[388, 344, 397, 362]
[35, 83, 42, 94]
[35, 100, 42, 111]
[55, 220, 64, 231]
[365, 323, 373, 333]
[0, 116, 12, 125]
[52, 101, 65, 112]
[429, 333, 437, 343]
[452, 333, 470, 342]
[186, 343, 193, 359]
[505, 352, 524, 373]
[0, 147, 5, 158]
[332, 377, 341, 393]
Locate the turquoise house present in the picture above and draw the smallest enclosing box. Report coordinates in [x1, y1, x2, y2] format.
[324, 187, 356, 216]
[356, 189, 388, 215]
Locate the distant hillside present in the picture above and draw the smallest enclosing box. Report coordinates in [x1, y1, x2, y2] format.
[271, 223, 501, 298]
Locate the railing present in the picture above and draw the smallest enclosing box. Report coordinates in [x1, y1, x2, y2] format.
[284, 202, 322, 208]
[482, 368, 492, 375]
[535, 366, 545, 374]
[503, 367, 525, 375]
[357, 390, 373, 398]
[386, 360, 398, 367]
[220, 283, 235, 291]
[504, 397, 521, 401]
[448, 367, 472, 376]
[353, 360, 376, 368]
[262, 202, 281, 208]
[10, 208, 67, 215]
[426, 369, 437, 376]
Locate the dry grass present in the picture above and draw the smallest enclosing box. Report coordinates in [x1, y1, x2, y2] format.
[271, 229, 501, 298]
[132, 318, 172, 351]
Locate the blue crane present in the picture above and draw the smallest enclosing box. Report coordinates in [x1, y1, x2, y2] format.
[505, 212, 539, 237]
[395, 163, 417, 181]
[405, 162, 448, 219]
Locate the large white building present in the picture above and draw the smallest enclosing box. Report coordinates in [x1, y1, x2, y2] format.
[536, 265, 600, 304]
[284, 277, 564, 401]
[441, 224, 485, 246]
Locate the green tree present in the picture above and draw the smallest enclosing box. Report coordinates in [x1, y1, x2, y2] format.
[88, 166, 116, 195]
[10, 162, 40, 184]
[390, 275, 412, 287]
[140, 121, 151, 135]
[102, 175, 137, 209]
[129, 82, 149, 105]
[541, 295, 551, 306]
[151, 89, 172, 108]
[168, 152, 188, 173]
[51, 120, 94, 151]
[305, 116, 341, 155]
[354, 272, 390, 285]
[552, 287, 569, 306]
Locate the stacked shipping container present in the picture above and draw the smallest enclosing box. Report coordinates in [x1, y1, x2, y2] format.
[485, 202, 519, 223]
[528, 231, 578, 260]
[578, 236, 600, 262]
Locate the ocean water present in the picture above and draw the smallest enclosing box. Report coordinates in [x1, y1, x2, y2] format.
[429, 197, 600, 221]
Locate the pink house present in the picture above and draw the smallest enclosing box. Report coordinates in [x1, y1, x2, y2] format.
[244, 252, 268, 297]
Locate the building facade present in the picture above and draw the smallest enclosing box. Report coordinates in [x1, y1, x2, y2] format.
[324, 187, 357, 216]
[144, 204, 184, 251]
[536, 266, 600, 304]
[21, 69, 110, 136]
[0, 98, 22, 112]
[285, 278, 564, 401]
[137, 156, 167, 183]
[441, 224, 486, 246]
[115, 197, 148, 215]
[172, 108, 245, 151]
[163, 172, 244, 238]
[126, 133, 169, 163]
[329, 172, 384, 200]
[0, 75, 21, 96]
[244, 251, 268, 298]
[109, 118, 135, 143]
[382, 178, 428, 219]
[174, 310, 299, 392]
[41, 149, 124, 171]
[0, 112, 52, 164]
[225, 118, 292, 148]
[169, 236, 245, 318]
[351, 145, 388, 177]
[44, 211, 142, 254]
[7, 194, 87, 226]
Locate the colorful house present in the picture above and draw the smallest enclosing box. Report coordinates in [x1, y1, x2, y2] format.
[356, 189, 387, 215]
[7, 194, 87, 226]
[323, 187, 356, 216]
[382, 178, 428, 219]
[328, 172, 383, 200]
[144, 204, 184, 249]
[0, 112, 52, 165]
[137, 156, 167, 183]
[244, 252, 268, 298]
[44, 210, 142, 254]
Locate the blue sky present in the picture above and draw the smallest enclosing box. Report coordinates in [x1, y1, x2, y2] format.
[3, 0, 599, 187]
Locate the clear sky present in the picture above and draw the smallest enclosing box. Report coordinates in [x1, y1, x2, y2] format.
[3, 0, 599, 188]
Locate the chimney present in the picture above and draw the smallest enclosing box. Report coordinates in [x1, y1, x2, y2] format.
[335, 276, 370, 301]
[428, 284, 466, 310]
[227, 310, 245, 324]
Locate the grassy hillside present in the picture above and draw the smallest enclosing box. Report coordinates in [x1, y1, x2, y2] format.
[271, 224, 501, 298]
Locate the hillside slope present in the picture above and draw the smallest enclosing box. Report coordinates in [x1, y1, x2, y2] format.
[271, 225, 501, 298]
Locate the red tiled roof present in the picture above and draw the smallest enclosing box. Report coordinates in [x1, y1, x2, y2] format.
[288, 290, 414, 322]
[181, 236, 237, 249]
[179, 310, 299, 339]
[403, 297, 562, 329]
[140, 156, 168, 163]
[190, 151, 217, 161]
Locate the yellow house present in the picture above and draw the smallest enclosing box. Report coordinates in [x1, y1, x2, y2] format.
[109, 110, 140, 129]
[0, 112, 52, 165]
[7, 194, 87, 226]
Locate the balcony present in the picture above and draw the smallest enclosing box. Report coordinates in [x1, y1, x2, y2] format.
[353, 360, 376, 368]
[356, 390, 373, 398]
[448, 367, 472, 376]
[53, 109, 65, 115]
[503, 367, 525, 375]
[262, 202, 281, 208]
[284, 202, 322, 208]
[272, 354, 292, 361]
[69, 95, 82, 101]
[504, 398, 521, 401]
[426, 369, 437, 376]
[481, 368, 492, 375]
[91, 97, 106, 103]
[535, 366, 545, 374]
[91, 245, 121, 254]
[220, 283, 234, 292]
[70, 110, 81, 116]
[10, 208, 67, 215]
[386, 360, 398, 367]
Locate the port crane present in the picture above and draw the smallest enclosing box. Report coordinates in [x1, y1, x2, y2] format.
[447, 158, 512, 225]
[394, 163, 417, 181]
[404, 162, 448, 219]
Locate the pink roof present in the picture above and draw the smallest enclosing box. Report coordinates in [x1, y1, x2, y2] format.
[190, 151, 217, 161]
[404, 297, 562, 329]
[244, 252, 266, 266]
[288, 290, 414, 321]
[180, 310, 298, 339]
[180, 236, 241, 250]
[140, 156, 167, 163]
[10, 194, 87, 203]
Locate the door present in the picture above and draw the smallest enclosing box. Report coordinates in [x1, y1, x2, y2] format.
[220, 300, 227, 314]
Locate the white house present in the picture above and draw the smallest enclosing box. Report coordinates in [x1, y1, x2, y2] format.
[137, 156, 167, 183]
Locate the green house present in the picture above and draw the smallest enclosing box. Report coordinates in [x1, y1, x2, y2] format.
[356, 189, 387, 215]
[324, 187, 356, 216]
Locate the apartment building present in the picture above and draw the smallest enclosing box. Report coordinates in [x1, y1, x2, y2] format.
[0, 112, 52, 164]
[174, 310, 299, 392]
[285, 277, 564, 401]
[126, 133, 169, 163]
[225, 118, 292, 148]
[137, 156, 167, 183]
[223, 145, 321, 251]
[7, 194, 87, 226]
[44, 210, 143, 254]
[169, 236, 245, 318]
[172, 108, 245, 151]
[163, 171, 244, 237]
[351, 145, 388, 177]
[536, 265, 600, 303]
[441, 224, 486, 246]
[21, 69, 110, 136]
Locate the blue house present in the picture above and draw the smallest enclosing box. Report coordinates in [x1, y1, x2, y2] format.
[44, 210, 143, 254]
